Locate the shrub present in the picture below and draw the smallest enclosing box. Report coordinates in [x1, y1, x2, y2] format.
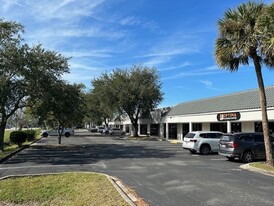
[9, 131, 27, 147]
[24, 130, 36, 141]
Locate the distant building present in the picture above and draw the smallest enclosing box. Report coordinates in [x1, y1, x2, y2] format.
[164, 85, 274, 140]
[112, 85, 274, 140]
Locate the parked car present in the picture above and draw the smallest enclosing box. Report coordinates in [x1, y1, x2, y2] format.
[89, 126, 98, 132]
[41, 128, 74, 138]
[102, 127, 110, 134]
[97, 126, 105, 133]
[182, 131, 223, 155]
[109, 128, 125, 136]
[218, 132, 274, 163]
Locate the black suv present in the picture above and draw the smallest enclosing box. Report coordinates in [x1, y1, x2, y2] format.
[218, 132, 274, 163]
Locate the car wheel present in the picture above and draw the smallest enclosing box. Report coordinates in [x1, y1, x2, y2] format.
[105, 131, 109, 135]
[189, 150, 196, 154]
[226, 157, 235, 161]
[200, 145, 210, 155]
[42, 133, 48, 137]
[242, 150, 254, 163]
[65, 132, 70, 138]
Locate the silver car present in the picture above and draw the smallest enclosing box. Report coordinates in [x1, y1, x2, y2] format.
[109, 128, 125, 135]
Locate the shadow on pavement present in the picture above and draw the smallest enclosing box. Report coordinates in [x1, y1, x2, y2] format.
[4, 143, 176, 166]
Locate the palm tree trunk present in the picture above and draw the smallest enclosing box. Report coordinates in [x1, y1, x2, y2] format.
[253, 57, 273, 166]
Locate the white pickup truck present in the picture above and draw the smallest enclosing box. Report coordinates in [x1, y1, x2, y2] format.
[41, 128, 74, 137]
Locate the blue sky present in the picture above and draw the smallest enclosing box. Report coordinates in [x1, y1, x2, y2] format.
[1, 0, 274, 108]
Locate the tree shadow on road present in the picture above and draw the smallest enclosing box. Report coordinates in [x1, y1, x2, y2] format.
[4, 143, 176, 166]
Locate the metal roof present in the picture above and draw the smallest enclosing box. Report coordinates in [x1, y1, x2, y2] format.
[167, 85, 274, 116]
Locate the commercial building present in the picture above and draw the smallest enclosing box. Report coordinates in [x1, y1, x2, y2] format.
[164, 85, 274, 140]
[112, 85, 274, 140]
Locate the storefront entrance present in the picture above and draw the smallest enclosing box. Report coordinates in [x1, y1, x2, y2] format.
[182, 123, 189, 137]
[150, 124, 159, 136]
[169, 123, 177, 139]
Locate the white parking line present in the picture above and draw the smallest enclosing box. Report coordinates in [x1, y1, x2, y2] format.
[0, 162, 106, 170]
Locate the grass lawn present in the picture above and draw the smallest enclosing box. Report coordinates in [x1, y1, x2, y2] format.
[0, 172, 129, 206]
[250, 162, 274, 173]
[4, 129, 14, 142]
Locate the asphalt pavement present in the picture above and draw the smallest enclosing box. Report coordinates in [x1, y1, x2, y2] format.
[1, 129, 274, 206]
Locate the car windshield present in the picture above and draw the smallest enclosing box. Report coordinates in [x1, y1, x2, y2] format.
[220, 135, 235, 141]
[184, 133, 195, 138]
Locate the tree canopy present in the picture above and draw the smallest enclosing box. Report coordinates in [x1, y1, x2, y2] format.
[31, 81, 85, 144]
[0, 19, 70, 150]
[88, 64, 163, 137]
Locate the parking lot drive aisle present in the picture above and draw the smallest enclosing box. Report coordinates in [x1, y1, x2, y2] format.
[1, 130, 274, 206]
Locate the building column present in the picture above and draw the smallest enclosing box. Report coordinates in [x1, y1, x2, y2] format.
[177, 123, 183, 140]
[166, 123, 169, 140]
[138, 124, 141, 136]
[227, 121, 231, 133]
[160, 123, 164, 138]
[189, 122, 193, 132]
[147, 124, 151, 135]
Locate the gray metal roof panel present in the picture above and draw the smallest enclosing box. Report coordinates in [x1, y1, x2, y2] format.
[167, 85, 274, 116]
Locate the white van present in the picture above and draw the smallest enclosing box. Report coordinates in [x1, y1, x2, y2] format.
[182, 131, 223, 155]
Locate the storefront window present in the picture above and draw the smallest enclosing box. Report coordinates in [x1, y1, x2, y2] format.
[193, 123, 202, 131]
[255, 122, 274, 134]
[210, 123, 227, 133]
[231, 123, 241, 132]
[140, 124, 147, 135]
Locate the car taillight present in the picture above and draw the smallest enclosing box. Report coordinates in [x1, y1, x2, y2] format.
[190, 139, 197, 143]
[228, 142, 238, 148]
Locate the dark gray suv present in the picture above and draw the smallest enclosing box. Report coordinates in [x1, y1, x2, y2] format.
[218, 132, 274, 163]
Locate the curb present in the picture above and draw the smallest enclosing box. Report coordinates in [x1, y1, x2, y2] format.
[170, 140, 182, 144]
[107, 176, 137, 206]
[240, 163, 274, 177]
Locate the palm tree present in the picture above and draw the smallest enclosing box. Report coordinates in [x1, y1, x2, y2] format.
[215, 2, 273, 166]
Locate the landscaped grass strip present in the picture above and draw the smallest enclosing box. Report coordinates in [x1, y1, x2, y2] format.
[0, 172, 129, 206]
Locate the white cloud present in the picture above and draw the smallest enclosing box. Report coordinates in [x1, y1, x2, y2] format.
[159, 62, 191, 71]
[162, 65, 223, 81]
[136, 48, 198, 58]
[119, 16, 140, 26]
[62, 50, 115, 58]
[200, 80, 213, 87]
[69, 63, 98, 71]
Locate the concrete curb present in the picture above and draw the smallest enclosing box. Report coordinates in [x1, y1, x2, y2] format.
[169, 140, 183, 144]
[0, 172, 138, 206]
[240, 163, 274, 177]
[107, 176, 137, 206]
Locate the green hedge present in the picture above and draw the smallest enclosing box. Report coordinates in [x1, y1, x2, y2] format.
[9, 130, 37, 147]
[9, 131, 27, 147]
[24, 130, 36, 141]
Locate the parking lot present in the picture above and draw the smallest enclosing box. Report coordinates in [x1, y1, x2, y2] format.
[1, 129, 274, 206]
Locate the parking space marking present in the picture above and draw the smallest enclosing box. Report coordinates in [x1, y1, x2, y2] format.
[0, 162, 107, 170]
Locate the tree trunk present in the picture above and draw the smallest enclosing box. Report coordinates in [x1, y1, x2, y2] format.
[129, 116, 139, 137]
[133, 122, 139, 137]
[58, 125, 63, 145]
[253, 57, 273, 166]
[0, 121, 7, 152]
